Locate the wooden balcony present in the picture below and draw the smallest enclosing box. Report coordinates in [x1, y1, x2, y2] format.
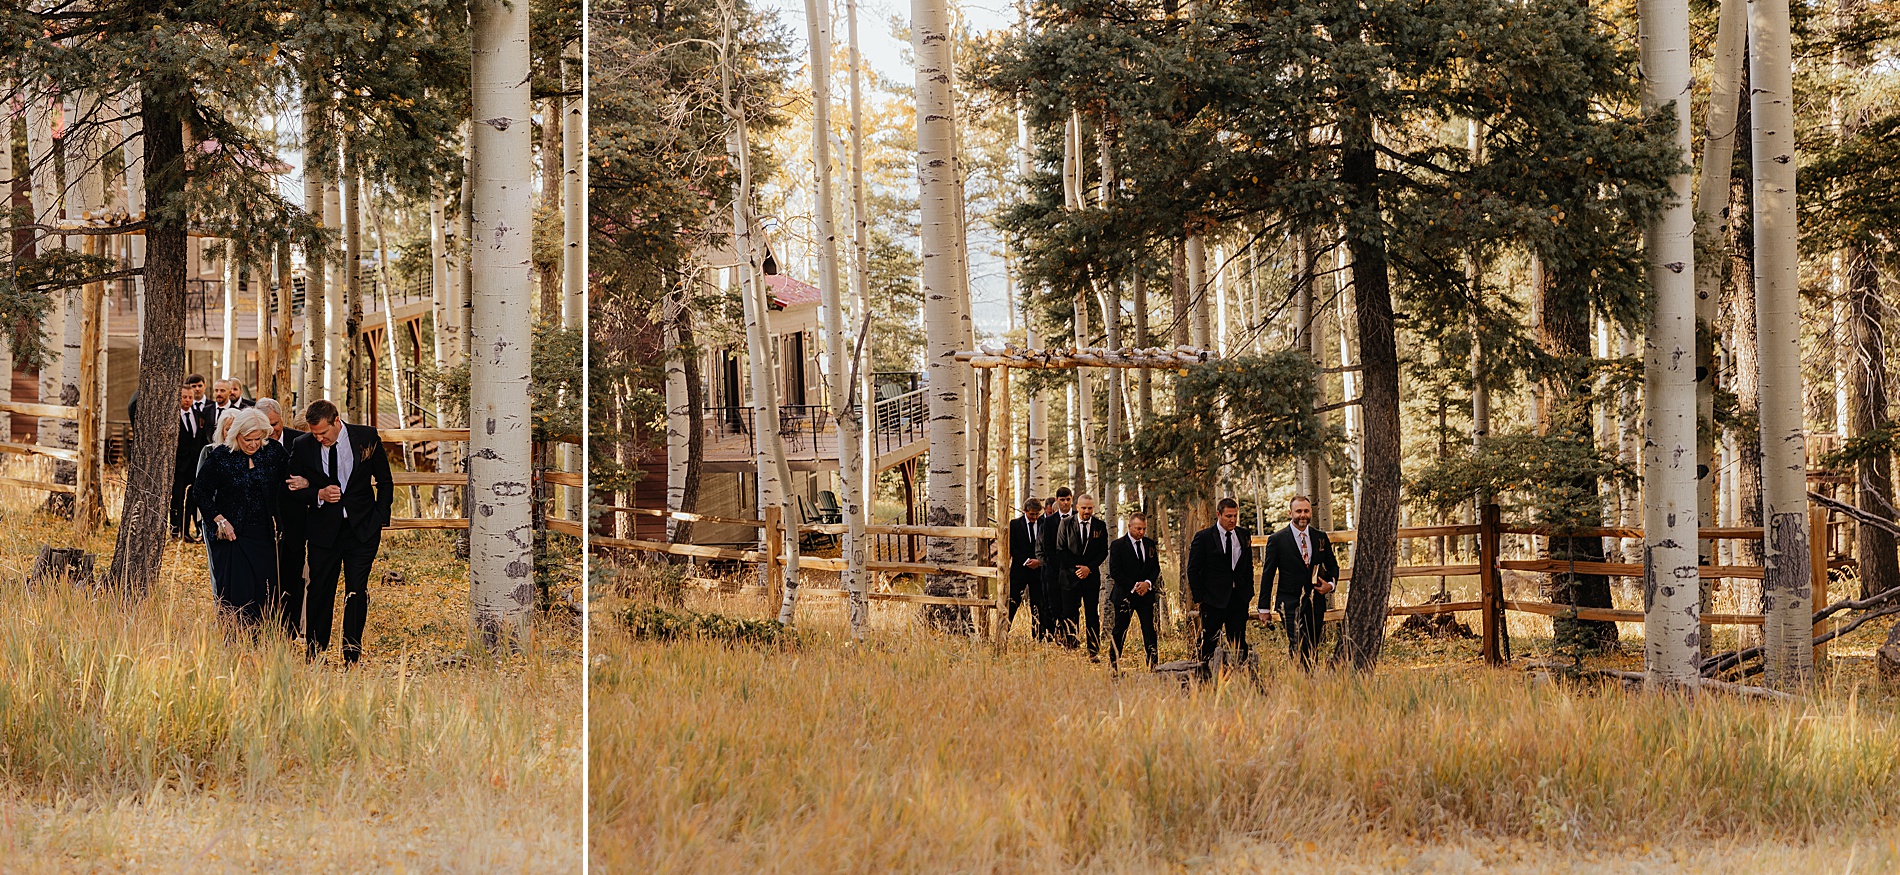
[700, 387, 928, 474]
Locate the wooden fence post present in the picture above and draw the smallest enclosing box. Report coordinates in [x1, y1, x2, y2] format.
[764, 504, 783, 620]
[1480, 502, 1502, 665]
[1812, 505, 1829, 666]
[993, 366, 1012, 650]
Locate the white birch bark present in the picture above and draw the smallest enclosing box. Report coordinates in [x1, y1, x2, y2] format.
[323, 175, 343, 401]
[301, 125, 327, 406]
[1749, 0, 1810, 685]
[720, 16, 798, 617]
[1638, 0, 1702, 685]
[1694, 0, 1746, 582]
[807, 0, 869, 636]
[221, 250, 238, 377]
[467, 0, 537, 649]
[1187, 234, 1208, 348]
[664, 283, 689, 536]
[915, 0, 974, 610]
[1019, 108, 1047, 498]
[846, 0, 875, 519]
[561, 39, 585, 329]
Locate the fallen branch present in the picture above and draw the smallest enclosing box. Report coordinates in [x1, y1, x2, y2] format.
[1702, 581, 1900, 676]
[1807, 490, 1900, 537]
[1575, 667, 1797, 701]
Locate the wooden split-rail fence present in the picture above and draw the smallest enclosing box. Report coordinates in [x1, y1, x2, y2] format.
[597, 502, 1848, 662]
[0, 414, 585, 539]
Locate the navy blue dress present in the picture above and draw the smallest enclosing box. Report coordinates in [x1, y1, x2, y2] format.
[192, 442, 288, 624]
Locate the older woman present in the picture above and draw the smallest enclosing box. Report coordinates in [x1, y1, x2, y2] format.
[192, 408, 302, 624]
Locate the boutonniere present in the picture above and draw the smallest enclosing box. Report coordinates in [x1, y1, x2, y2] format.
[359, 444, 376, 463]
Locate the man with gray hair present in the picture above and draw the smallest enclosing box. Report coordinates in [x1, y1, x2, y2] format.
[257, 397, 312, 639]
[1051, 493, 1110, 658]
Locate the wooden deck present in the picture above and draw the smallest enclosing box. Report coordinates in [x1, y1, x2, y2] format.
[700, 388, 928, 474]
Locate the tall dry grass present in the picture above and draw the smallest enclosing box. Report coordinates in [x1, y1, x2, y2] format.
[0, 494, 581, 872]
[593, 589, 1900, 873]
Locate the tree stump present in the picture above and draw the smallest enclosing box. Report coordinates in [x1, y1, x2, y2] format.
[30, 546, 95, 588]
[1877, 644, 1900, 687]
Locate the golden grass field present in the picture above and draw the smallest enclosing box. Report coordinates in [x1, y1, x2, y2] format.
[594, 563, 1900, 873]
[0, 467, 582, 873]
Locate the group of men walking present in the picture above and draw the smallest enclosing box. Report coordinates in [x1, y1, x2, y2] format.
[1007, 490, 1339, 671]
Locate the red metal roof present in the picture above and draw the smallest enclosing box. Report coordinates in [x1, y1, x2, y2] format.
[764, 274, 820, 308]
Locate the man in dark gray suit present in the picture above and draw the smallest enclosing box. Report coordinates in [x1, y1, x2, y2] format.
[1184, 497, 1253, 662]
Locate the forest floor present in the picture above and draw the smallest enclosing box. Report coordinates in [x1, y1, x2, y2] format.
[594, 561, 1900, 873]
[0, 465, 583, 873]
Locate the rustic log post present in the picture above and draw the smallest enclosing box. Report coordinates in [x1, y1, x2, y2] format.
[764, 504, 784, 619]
[1480, 502, 1502, 664]
[993, 365, 1012, 650]
[75, 246, 104, 536]
[1812, 505, 1829, 666]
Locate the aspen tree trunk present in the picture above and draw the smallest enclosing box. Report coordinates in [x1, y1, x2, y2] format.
[323, 173, 343, 402]
[1294, 230, 1321, 500]
[537, 95, 562, 321]
[342, 164, 364, 420]
[1638, 0, 1702, 684]
[368, 199, 407, 427]
[1065, 112, 1096, 496]
[949, 31, 980, 530]
[916, 0, 974, 623]
[1694, 0, 1747, 628]
[1749, 0, 1810, 685]
[1308, 230, 1332, 529]
[664, 283, 690, 536]
[254, 257, 272, 397]
[221, 252, 238, 377]
[807, 0, 869, 636]
[1728, 86, 1765, 597]
[1186, 234, 1208, 347]
[563, 40, 585, 328]
[847, 0, 875, 516]
[74, 107, 105, 532]
[467, 0, 537, 650]
[718, 16, 798, 618]
[1015, 107, 1048, 497]
[275, 241, 294, 400]
[302, 121, 327, 406]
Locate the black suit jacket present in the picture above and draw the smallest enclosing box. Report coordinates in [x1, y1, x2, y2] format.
[1008, 516, 1043, 587]
[1108, 535, 1162, 604]
[1260, 524, 1340, 611]
[1035, 512, 1068, 585]
[1052, 515, 1109, 591]
[288, 423, 394, 548]
[274, 427, 310, 537]
[1186, 524, 1254, 610]
[174, 406, 208, 476]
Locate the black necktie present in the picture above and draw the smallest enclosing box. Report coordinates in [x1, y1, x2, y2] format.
[1222, 529, 1232, 567]
[1134, 539, 1143, 562]
[327, 442, 339, 487]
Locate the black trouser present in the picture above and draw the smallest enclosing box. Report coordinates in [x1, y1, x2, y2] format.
[170, 464, 195, 537]
[1111, 595, 1158, 669]
[1199, 598, 1251, 662]
[1007, 571, 1040, 635]
[1057, 575, 1103, 656]
[277, 527, 308, 640]
[306, 524, 380, 663]
[1282, 594, 1326, 669]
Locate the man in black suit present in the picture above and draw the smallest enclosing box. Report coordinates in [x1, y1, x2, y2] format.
[259, 398, 311, 639]
[1185, 497, 1253, 662]
[1051, 494, 1110, 658]
[289, 399, 394, 665]
[1006, 498, 1046, 637]
[228, 379, 257, 409]
[170, 386, 207, 541]
[1035, 487, 1074, 643]
[1107, 511, 1162, 671]
[186, 373, 214, 436]
[1258, 495, 1340, 669]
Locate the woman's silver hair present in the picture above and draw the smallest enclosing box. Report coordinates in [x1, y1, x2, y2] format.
[220, 408, 272, 451]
